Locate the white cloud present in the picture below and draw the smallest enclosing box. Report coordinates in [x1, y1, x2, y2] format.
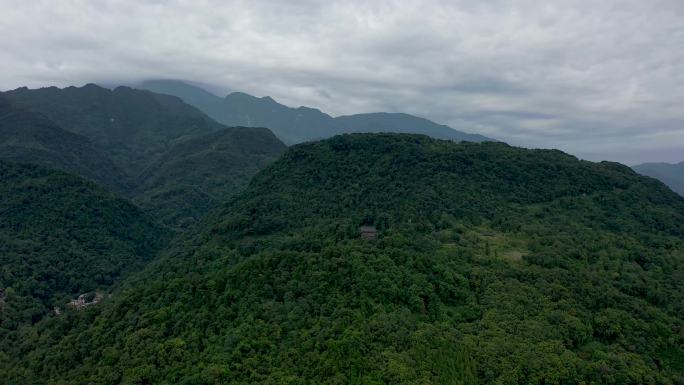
[1, 0, 683, 164]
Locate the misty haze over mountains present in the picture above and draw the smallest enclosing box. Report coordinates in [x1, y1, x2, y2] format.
[633, 161, 684, 197]
[137, 79, 494, 145]
[4, 80, 683, 198]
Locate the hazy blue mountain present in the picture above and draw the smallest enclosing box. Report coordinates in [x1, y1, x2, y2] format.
[0, 97, 132, 193]
[3, 84, 225, 174]
[633, 161, 684, 196]
[139, 80, 336, 144]
[334, 112, 491, 142]
[139, 79, 226, 110]
[216, 91, 336, 144]
[137, 79, 494, 144]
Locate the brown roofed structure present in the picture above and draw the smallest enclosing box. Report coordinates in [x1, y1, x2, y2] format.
[360, 225, 377, 240]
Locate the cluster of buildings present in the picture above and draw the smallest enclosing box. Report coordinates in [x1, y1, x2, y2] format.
[67, 292, 103, 310]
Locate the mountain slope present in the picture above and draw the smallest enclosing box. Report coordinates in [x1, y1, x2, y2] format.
[1, 85, 287, 229]
[216, 92, 337, 144]
[4, 134, 684, 384]
[3, 84, 225, 174]
[633, 161, 684, 196]
[0, 97, 132, 194]
[137, 79, 494, 144]
[0, 161, 168, 334]
[134, 126, 287, 228]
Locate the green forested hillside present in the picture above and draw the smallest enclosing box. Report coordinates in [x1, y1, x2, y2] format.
[3, 84, 225, 174]
[134, 127, 286, 228]
[0, 161, 168, 335]
[3, 134, 683, 384]
[0, 97, 133, 194]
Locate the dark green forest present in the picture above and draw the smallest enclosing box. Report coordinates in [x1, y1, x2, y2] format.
[0, 161, 168, 339]
[2, 134, 683, 384]
[134, 126, 285, 228]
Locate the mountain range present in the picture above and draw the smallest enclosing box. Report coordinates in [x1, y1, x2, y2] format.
[0, 85, 286, 228]
[1, 79, 684, 384]
[0, 82, 494, 228]
[139, 79, 684, 200]
[138, 79, 493, 144]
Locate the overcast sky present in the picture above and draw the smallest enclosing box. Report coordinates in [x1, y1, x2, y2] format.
[2, 0, 683, 164]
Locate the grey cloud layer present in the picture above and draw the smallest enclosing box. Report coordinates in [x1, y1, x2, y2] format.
[2, 0, 683, 164]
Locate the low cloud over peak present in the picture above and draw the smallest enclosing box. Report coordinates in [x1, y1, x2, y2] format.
[2, 0, 683, 164]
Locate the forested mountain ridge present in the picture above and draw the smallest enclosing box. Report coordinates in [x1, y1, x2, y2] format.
[633, 161, 684, 196]
[0, 97, 132, 194]
[3, 84, 225, 175]
[4, 134, 683, 384]
[0, 161, 169, 335]
[138, 79, 493, 144]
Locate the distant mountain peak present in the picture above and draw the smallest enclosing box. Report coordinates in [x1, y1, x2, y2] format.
[141, 78, 226, 97]
[633, 161, 684, 196]
[83, 82, 103, 89]
[224, 91, 273, 102]
[225, 91, 256, 99]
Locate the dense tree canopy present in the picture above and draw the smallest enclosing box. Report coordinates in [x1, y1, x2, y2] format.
[134, 126, 285, 229]
[2, 134, 683, 384]
[0, 161, 168, 335]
